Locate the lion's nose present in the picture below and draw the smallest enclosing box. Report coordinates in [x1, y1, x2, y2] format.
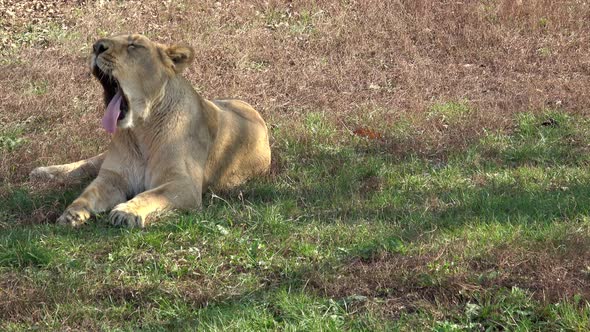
[93, 40, 109, 55]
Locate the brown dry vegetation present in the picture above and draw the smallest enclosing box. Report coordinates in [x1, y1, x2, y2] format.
[2, 0, 590, 185]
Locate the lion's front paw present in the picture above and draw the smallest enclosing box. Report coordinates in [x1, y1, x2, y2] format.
[109, 204, 145, 228]
[30, 166, 58, 181]
[57, 206, 91, 227]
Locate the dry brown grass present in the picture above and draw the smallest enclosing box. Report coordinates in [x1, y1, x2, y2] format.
[2, 0, 590, 186]
[0, 0, 589, 223]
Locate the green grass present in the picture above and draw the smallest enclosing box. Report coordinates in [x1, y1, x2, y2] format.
[0, 22, 78, 63]
[427, 100, 473, 125]
[2, 110, 590, 330]
[27, 80, 49, 96]
[0, 121, 29, 153]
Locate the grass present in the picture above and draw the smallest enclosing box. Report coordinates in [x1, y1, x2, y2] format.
[0, 127, 26, 153]
[2, 0, 590, 330]
[0, 20, 77, 63]
[27, 80, 49, 96]
[2, 110, 590, 330]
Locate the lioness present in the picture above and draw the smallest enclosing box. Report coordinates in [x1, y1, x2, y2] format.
[30, 34, 271, 228]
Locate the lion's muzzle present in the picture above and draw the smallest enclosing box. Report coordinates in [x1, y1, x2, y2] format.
[93, 39, 110, 55]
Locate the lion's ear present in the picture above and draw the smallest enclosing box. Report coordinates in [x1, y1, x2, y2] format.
[164, 45, 194, 73]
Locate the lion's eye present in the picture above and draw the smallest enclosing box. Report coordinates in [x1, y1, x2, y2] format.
[128, 43, 144, 51]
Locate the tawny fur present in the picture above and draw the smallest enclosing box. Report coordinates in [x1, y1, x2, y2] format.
[30, 34, 271, 228]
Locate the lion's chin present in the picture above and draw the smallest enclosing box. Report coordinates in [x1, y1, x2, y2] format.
[116, 109, 134, 129]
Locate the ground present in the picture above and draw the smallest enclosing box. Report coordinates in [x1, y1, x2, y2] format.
[1, 0, 590, 330]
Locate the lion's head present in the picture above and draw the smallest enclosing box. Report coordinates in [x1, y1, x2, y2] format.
[91, 34, 194, 133]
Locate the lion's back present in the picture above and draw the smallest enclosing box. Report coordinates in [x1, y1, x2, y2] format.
[204, 99, 271, 190]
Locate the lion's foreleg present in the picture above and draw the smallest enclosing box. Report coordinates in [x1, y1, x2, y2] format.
[109, 179, 201, 228]
[57, 169, 128, 226]
[30, 152, 106, 183]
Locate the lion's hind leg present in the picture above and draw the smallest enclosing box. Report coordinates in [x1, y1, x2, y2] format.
[30, 152, 106, 183]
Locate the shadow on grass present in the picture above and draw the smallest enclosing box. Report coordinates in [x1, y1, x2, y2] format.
[0, 185, 83, 225]
[3, 131, 590, 261]
[237, 142, 590, 228]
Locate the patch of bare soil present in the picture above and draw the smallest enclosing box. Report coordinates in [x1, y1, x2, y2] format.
[473, 243, 590, 302]
[309, 253, 469, 318]
[310, 238, 590, 317]
[0, 273, 49, 324]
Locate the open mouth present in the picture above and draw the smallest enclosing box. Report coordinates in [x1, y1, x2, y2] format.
[92, 64, 129, 133]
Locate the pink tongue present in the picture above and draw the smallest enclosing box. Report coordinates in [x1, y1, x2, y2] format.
[101, 92, 122, 134]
